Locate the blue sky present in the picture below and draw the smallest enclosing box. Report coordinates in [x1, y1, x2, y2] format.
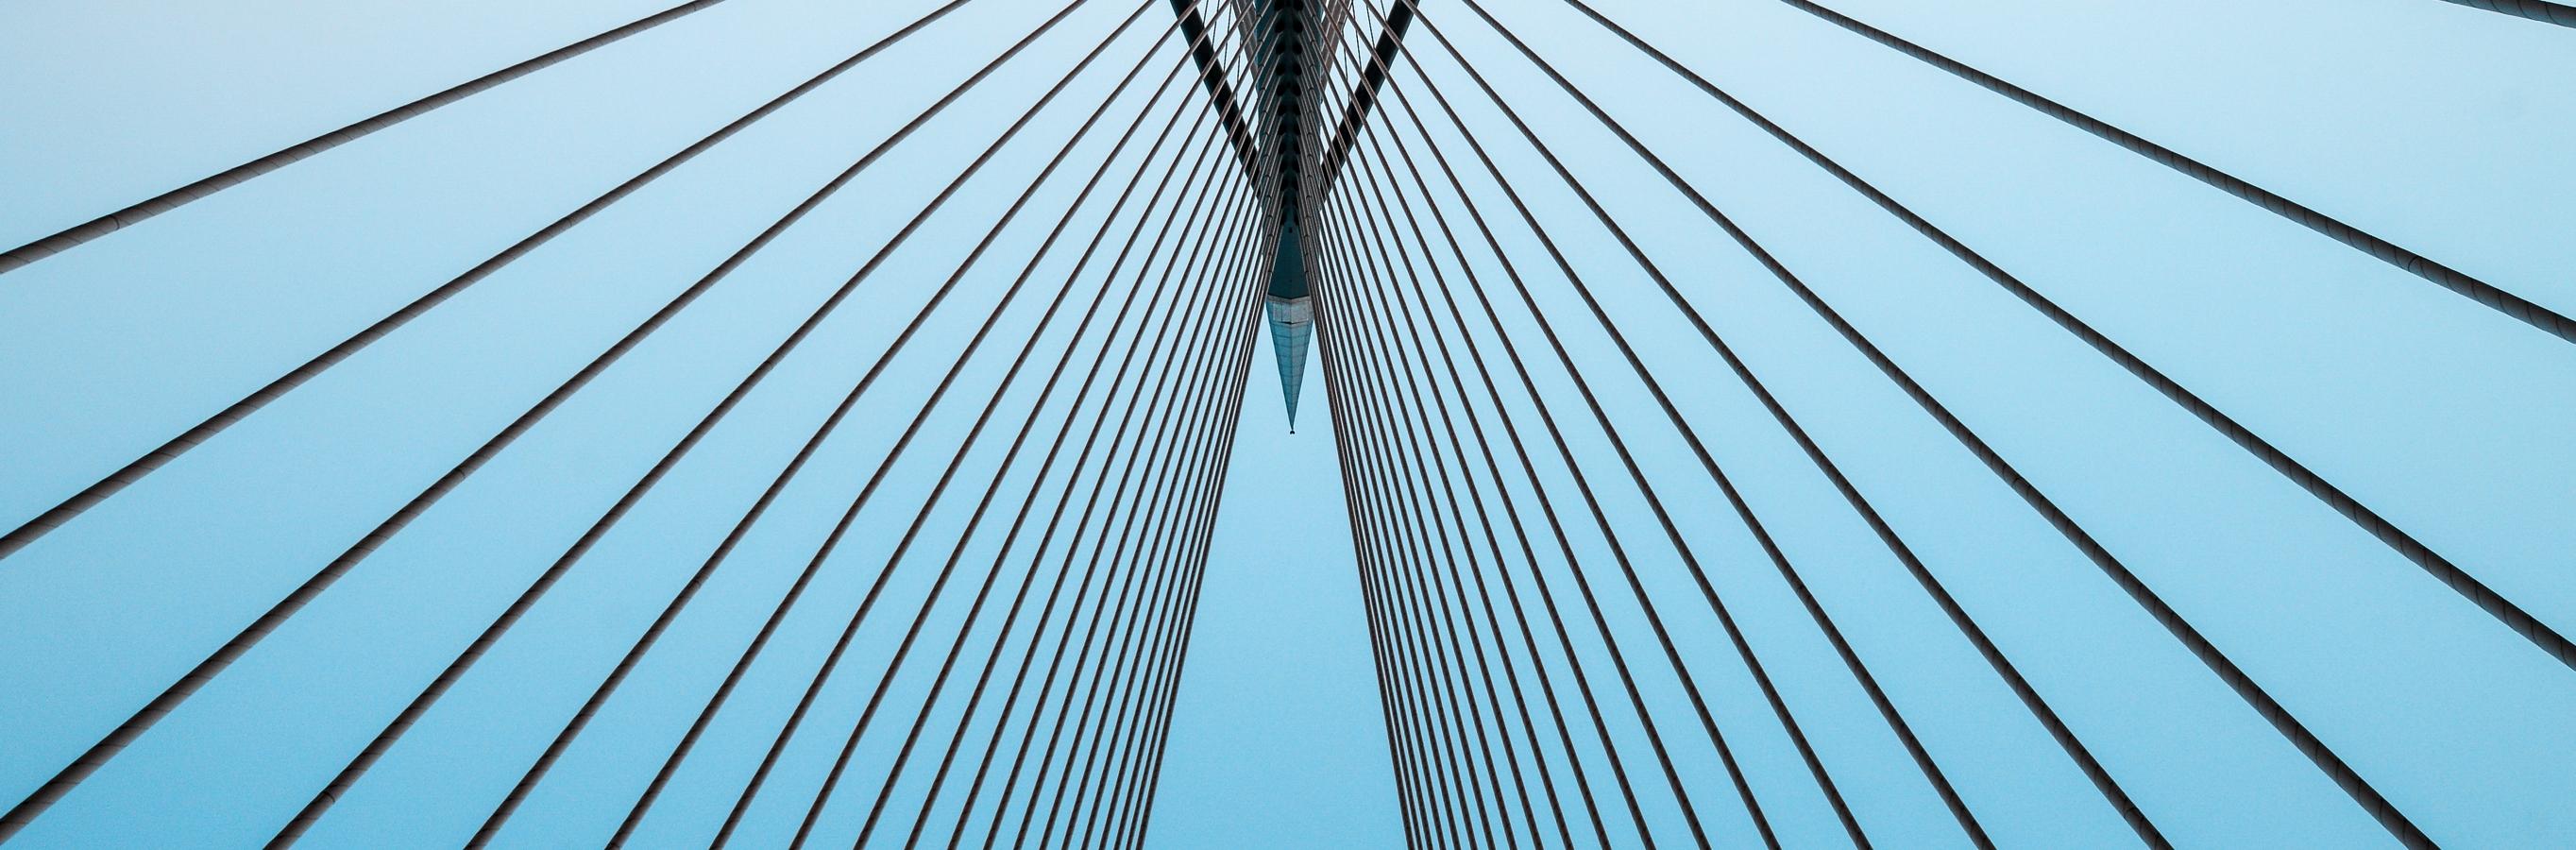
[0, 0, 2570, 847]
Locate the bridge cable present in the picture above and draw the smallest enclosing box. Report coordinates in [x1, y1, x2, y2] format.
[951, 27, 1293, 850]
[1307, 30, 1590, 849]
[713, 15, 1262, 848]
[1017, 54, 1289, 850]
[2433, 0, 2576, 26]
[915, 99, 1259, 850]
[1415, 6, 2169, 845]
[250, 5, 1159, 846]
[0, 0, 741, 275]
[851, 54, 1260, 850]
[1298, 156, 1445, 850]
[1029, 35, 1290, 850]
[986, 183, 1262, 850]
[1313, 48, 1657, 850]
[1306, 92, 1507, 850]
[1544, 0, 2576, 675]
[1313, 35, 1721, 850]
[1320, 217, 1558, 850]
[1076, 214, 1267, 850]
[1054, 293, 1264, 850]
[860, 88, 1262, 850]
[1393, 2, 2432, 845]
[1317, 35, 1557, 850]
[1755, 0, 2575, 343]
[1303, 41, 1544, 850]
[1051, 122, 1274, 850]
[428, 3, 1145, 842]
[1422, 8, 2001, 845]
[1099, 301, 1266, 850]
[0, 1, 1028, 841]
[1314, 142, 1555, 850]
[1343, 2, 1881, 845]
[1311, 228, 1480, 850]
[0, 0, 979, 563]
[1310, 19, 1798, 848]
[572, 6, 1209, 845]
[1295, 47, 1459, 848]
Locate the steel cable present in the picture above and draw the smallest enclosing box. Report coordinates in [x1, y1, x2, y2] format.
[0, 0, 980, 561]
[0, 0, 739, 275]
[1389, 2, 2427, 844]
[1756, 0, 2576, 343]
[1546, 0, 2576, 676]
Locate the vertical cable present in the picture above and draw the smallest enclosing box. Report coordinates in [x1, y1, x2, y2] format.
[1341, 3, 1873, 845]
[854, 48, 1251, 850]
[700, 15, 1253, 848]
[1312, 138, 1556, 850]
[586, 7, 1191, 845]
[803, 81, 1264, 850]
[1317, 49, 1645, 849]
[443, 4, 1138, 843]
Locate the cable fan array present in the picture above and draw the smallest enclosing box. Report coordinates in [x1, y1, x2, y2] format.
[0, 0, 2569, 847]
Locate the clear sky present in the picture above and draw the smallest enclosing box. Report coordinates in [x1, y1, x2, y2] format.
[0, 0, 2570, 847]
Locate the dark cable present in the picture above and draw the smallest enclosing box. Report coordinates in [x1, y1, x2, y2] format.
[1314, 8, 1814, 843]
[587, 5, 1183, 844]
[954, 145, 1263, 850]
[1547, 0, 2576, 676]
[269, 4, 1174, 845]
[1062, 195, 1268, 850]
[1325, 248, 1537, 850]
[693, 15, 1246, 848]
[995, 214, 1261, 850]
[1321, 31, 1745, 848]
[1322, 216, 1518, 850]
[792, 80, 1264, 850]
[1302, 112, 1486, 850]
[1309, 137, 1551, 850]
[864, 59, 1259, 850]
[1300, 38, 1520, 850]
[1445, 2, 2010, 843]
[1312, 270, 1474, 850]
[1310, 39, 1680, 849]
[1317, 69, 1637, 850]
[1098, 292, 1266, 850]
[1058, 298, 1265, 850]
[0, 0, 738, 274]
[971, 17, 1309, 844]
[2434, 0, 2576, 26]
[1018, 56, 1297, 850]
[0, 2, 1029, 841]
[1394, 3, 2431, 845]
[1449, 4, 2167, 844]
[1307, 98, 1550, 850]
[852, 119, 1261, 850]
[915, 97, 1257, 850]
[0, 0, 980, 562]
[1342, 3, 1873, 844]
[1758, 0, 2575, 343]
[1291, 99, 1448, 850]
[1038, 133, 1271, 850]
[1318, 124, 1652, 850]
[443, 3, 1129, 842]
